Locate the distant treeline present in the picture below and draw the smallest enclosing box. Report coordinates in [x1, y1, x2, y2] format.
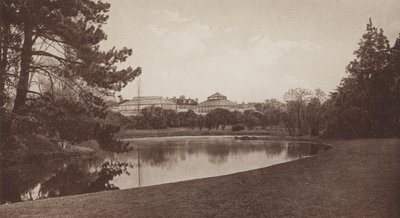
[107, 93, 325, 136]
[108, 107, 274, 131]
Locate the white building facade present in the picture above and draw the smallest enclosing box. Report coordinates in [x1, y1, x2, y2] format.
[111, 96, 176, 116]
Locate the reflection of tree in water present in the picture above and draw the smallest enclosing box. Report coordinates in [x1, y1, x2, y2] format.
[0, 159, 133, 204]
[286, 143, 326, 159]
[127, 139, 289, 165]
[84, 162, 133, 193]
[205, 140, 286, 164]
[139, 144, 180, 167]
[39, 161, 133, 198]
[201, 141, 287, 163]
[205, 144, 230, 164]
[0, 160, 66, 204]
[0, 175, 23, 204]
[39, 164, 89, 198]
[261, 141, 286, 156]
[107, 143, 185, 168]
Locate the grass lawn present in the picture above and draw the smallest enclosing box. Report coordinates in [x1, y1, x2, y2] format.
[117, 127, 288, 138]
[0, 138, 399, 217]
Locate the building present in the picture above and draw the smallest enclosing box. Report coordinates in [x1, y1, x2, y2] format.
[111, 96, 176, 116]
[196, 92, 238, 114]
[169, 95, 198, 112]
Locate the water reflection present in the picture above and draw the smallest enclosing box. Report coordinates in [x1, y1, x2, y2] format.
[0, 159, 132, 204]
[0, 137, 329, 204]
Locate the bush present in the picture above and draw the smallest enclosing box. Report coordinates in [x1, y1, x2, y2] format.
[232, 124, 245, 131]
[123, 123, 136, 130]
[324, 106, 372, 138]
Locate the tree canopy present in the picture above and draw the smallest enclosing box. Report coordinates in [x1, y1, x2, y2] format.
[325, 19, 400, 138]
[0, 0, 141, 151]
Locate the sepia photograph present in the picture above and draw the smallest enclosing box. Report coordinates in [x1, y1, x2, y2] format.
[0, 0, 399, 217]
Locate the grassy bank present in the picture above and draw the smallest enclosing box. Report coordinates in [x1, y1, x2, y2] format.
[117, 127, 288, 138]
[0, 138, 399, 217]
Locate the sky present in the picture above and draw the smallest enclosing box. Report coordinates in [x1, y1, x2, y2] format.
[101, 0, 400, 103]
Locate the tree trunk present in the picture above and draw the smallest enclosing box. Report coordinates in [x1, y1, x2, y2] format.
[0, 22, 11, 143]
[297, 104, 302, 136]
[13, 24, 34, 113]
[310, 125, 320, 136]
[0, 23, 9, 107]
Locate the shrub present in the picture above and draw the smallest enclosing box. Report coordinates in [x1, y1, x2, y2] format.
[232, 124, 245, 131]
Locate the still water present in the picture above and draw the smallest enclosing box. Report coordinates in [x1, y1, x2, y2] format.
[0, 136, 330, 204]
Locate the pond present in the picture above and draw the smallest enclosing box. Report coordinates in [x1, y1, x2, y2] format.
[0, 136, 330, 204]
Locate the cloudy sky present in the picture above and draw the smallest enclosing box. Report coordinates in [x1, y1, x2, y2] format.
[101, 0, 400, 102]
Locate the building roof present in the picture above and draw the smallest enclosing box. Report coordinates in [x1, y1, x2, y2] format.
[175, 98, 198, 105]
[169, 95, 198, 106]
[198, 92, 237, 107]
[207, 92, 227, 100]
[119, 96, 175, 106]
[198, 99, 237, 107]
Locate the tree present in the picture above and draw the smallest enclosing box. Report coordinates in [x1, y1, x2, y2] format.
[185, 110, 199, 129]
[305, 89, 326, 136]
[0, 1, 23, 142]
[0, 1, 142, 111]
[386, 34, 400, 135]
[325, 19, 395, 138]
[162, 109, 179, 128]
[261, 99, 285, 127]
[231, 110, 244, 125]
[178, 110, 198, 128]
[284, 88, 312, 136]
[197, 115, 205, 130]
[0, 1, 20, 107]
[243, 110, 260, 130]
[204, 109, 232, 130]
[0, 1, 141, 151]
[139, 106, 166, 129]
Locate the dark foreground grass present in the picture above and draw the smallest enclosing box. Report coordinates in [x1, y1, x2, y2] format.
[0, 138, 399, 217]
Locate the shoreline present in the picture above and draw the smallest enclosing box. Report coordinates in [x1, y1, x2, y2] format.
[0, 135, 97, 167]
[116, 127, 288, 139]
[119, 134, 334, 150]
[0, 138, 399, 217]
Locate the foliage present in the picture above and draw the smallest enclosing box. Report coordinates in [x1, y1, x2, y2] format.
[0, 0, 141, 152]
[232, 124, 245, 131]
[262, 99, 286, 127]
[204, 108, 233, 130]
[324, 19, 400, 138]
[22, 93, 131, 152]
[306, 89, 327, 136]
[282, 88, 327, 136]
[243, 110, 261, 130]
[178, 110, 198, 129]
[284, 88, 312, 136]
[85, 161, 133, 193]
